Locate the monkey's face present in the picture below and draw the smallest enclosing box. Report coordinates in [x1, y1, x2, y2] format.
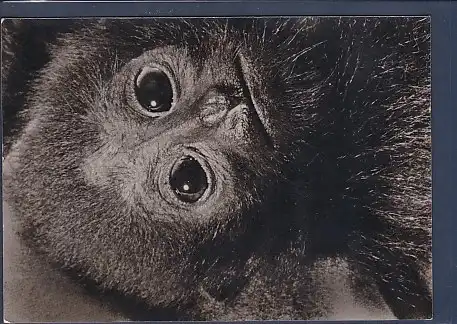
[6, 20, 298, 306]
[82, 45, 278, 226]
[3, 18, 432, 319]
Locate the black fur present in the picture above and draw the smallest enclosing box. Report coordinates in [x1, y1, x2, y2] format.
[2, 18, 431, 320]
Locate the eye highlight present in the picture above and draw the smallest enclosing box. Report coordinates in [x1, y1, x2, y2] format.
[133, 66, 176, 117]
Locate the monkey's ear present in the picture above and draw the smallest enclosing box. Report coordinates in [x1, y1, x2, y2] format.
[1, 19, 75, 155]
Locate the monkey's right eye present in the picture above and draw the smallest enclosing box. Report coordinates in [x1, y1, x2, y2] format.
[169, 156, 209, 203]
[133, 66, 175, 116]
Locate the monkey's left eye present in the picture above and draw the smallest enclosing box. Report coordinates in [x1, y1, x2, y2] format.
[134, 66, 175, 116]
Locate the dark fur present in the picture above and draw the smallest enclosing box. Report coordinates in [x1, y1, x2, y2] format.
[2, 18, 431, 320]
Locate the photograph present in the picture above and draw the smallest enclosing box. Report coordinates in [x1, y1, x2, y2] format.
[2, 17, 432, 322]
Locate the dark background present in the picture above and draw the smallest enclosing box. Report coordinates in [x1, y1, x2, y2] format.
[0, 1, 455, 324]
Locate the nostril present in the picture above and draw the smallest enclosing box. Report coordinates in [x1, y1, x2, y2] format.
[169, 156, 209, 203]
[200, 95, 231, 125]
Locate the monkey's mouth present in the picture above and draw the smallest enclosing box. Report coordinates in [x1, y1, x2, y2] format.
[235, 54, 274, 148]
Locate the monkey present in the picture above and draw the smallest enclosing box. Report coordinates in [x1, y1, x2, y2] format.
[2, 17, 432, 321]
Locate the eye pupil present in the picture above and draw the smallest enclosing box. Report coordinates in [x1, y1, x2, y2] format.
[134, 67, 173, 113]
[170, 156, 208, 203]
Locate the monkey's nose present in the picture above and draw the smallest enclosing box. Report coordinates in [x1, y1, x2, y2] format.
[199, 95, 231, 126]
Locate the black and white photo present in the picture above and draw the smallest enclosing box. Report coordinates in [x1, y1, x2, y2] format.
[2, 17, 432, 322]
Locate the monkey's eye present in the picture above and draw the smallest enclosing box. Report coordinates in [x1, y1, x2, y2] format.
[134, 66, 175, 116]
[169, 156, 208, 203]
